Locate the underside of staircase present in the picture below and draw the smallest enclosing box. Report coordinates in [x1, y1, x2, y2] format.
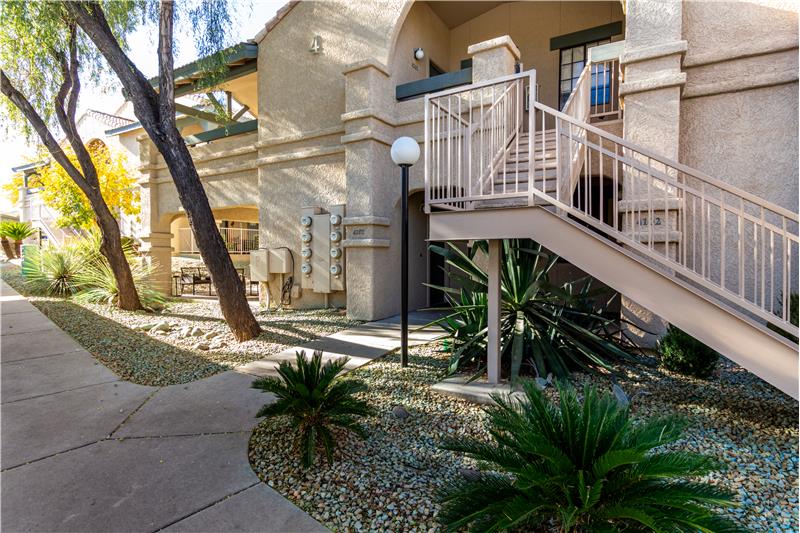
[429, 206, 798, 399]
[423, 67, 798, 399]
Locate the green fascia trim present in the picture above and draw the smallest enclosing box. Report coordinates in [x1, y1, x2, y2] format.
[150, 42, 258, 91]
[11, 161, 47, 173]
[396, 68, 472, 101]
[184, 119, 257, 146]
[173, 61, 257, 98]
[550, 21, 623, 50]
[105, 121, 143, 136]
[105, 115, 198, 137]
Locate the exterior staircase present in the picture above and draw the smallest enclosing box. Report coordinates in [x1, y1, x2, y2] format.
[423, 63, 799, 398]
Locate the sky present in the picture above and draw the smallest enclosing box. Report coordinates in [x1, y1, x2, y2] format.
[0, 0, 284, 215]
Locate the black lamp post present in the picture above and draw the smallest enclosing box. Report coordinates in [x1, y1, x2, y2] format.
[390, 136, 420, 367]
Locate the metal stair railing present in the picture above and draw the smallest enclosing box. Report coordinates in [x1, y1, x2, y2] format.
[529, 100, 798, 333]
[424, 70, 536, 210]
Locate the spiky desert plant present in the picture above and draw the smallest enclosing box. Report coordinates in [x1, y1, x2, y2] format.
[21, 245, 84, 297]
[74, 257, 165, 310]
[426, 240, 635, 380]
[2, 221, 36, 256]
[438, 382, 744, 533]
[252, 350, 372, 467]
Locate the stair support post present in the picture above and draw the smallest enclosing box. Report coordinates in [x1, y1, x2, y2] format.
[487, 239, 502, 384]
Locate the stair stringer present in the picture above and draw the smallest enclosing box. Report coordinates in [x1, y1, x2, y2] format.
[429, 206, 799, 400]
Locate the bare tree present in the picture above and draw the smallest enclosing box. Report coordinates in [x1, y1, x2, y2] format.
[67, 1, 261, 341]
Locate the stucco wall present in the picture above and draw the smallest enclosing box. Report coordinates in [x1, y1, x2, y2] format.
[389, 2, 451, 85]
[448, 1, 624, 110]
[678, 0, 799, 298]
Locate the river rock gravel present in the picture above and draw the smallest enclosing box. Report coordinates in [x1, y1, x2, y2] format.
[1, 266, 360, 386]
[249, 343, 798, 532]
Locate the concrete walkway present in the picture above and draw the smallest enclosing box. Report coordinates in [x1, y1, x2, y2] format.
[0, 280, 442, 532]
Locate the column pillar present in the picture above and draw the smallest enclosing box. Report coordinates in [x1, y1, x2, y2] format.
[467, 36, 521, 82]
[487, 239, 501, 384]
[619, 0, 687, 346]
[136, 137, 173, 295]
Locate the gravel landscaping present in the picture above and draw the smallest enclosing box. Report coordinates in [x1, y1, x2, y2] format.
[1, 265, 360, 386]
[249, 342, 798, 532]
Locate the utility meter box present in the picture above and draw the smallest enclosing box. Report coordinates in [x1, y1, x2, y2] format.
[267, 248, 292, 274]
[250, 249, 269, 281]
[299, 205, 345, 293]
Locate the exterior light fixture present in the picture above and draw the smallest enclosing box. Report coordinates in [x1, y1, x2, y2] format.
[390, 136, 420, 367]
[413, 48, 425, 61]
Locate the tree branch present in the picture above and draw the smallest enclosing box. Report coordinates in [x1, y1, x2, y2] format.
[51, 25, 101, 196]
[158, 1, 175, 127]
[0, 69, 93, 200]
[66, 1, 162, 135]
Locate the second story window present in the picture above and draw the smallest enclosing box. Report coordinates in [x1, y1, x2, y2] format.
[559, 39, 610, 110]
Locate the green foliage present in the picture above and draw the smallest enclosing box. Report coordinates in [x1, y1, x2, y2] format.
[21, 245, 83, 297]
[251, 350, 372, 468]
[427, 240, 634, 380]
[21, 232, 163, 309]
[438, 382, 744, 533]
[0, 1, 139, 136]
[74, 256, 165, 310]
[0, 221, 35, 242]
[658, 326, 719, 379]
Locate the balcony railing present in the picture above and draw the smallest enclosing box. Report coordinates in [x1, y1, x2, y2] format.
[178, 226, 259, 254]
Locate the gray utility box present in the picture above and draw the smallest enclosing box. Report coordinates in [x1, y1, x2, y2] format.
[250, 248, 293, 282]
[299, 204, 345, 293]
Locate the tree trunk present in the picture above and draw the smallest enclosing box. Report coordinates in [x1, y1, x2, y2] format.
[13, 240, 22, 258]
[69, 1, 261, 340]
[93, 201, 141, 310]
[1, 237, 15, 259]
[1, 57, 143, 312]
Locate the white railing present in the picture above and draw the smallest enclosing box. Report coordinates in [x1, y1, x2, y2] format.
[179, 226, 259, 254]
[587, 41, 624, 122]
[424, 66, 798, 332]
[424, 70, 536, 211]
[534, 101, 798, 331]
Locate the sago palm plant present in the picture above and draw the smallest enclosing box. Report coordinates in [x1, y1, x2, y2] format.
[251, 350, 372, 467]
[427, 240, 635, 380]
[438, 382, 744, 533]
[3, 221, 36, 257]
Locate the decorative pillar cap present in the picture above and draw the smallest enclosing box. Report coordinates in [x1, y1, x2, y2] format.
[467, 35, 521, 61]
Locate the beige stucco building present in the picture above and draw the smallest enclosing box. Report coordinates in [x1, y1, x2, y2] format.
[16, 0, 797, 393]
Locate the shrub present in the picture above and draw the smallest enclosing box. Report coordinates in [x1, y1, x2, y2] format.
[251, 350, 372, 467]
[438, 382, 742, 532]
[427, 240, 634, 380]
[658, 325, 719, 379]
[1, 221, 36, 256]
[21, 245, 84, 297]
[74, 257, 166, 310]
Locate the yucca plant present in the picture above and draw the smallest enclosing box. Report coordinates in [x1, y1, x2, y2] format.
[251, 350, 372, 467]
[426, 240, 635, 380]
[74, 257, 165, 310]
[439, 382, 744, 532]
[2, 221, 36, 257]
[21, 245, 84, 297]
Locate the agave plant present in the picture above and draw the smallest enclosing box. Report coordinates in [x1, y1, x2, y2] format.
[438, 382, 744, 532]
[74, 256, 165, 310]
[2, 221, 36, 257]
[21, 244, 84, 297]
[251, 350, 372, 467]
[426, 240, 635, 380]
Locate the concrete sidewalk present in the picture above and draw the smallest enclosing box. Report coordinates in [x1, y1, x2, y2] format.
[0, 279, 442, 532]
